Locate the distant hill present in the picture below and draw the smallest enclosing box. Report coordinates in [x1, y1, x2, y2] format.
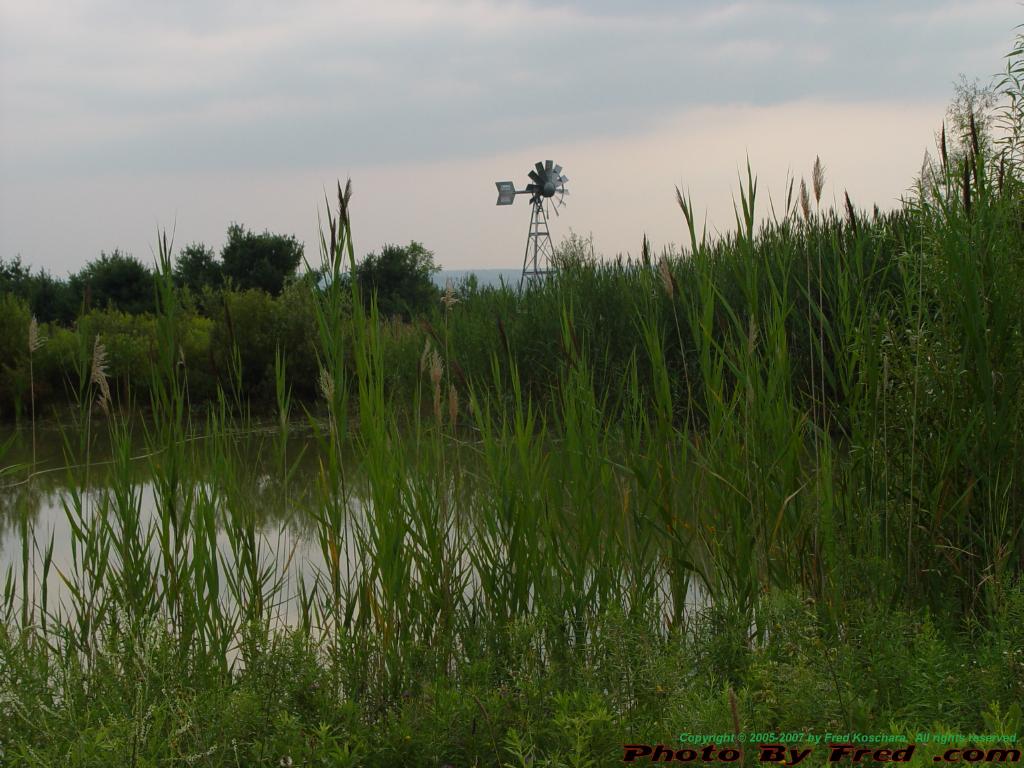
[433, 268, 521, 289]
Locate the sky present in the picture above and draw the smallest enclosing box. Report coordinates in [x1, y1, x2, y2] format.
[0, 0, 1019, 274]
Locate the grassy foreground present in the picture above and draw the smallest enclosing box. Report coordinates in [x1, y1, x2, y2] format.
[3, 96, 1024, 764]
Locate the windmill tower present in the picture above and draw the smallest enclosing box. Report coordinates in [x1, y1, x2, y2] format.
[495, 160, 569, 290]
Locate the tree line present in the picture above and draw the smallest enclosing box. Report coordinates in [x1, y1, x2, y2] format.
[1, 223, 442, 324]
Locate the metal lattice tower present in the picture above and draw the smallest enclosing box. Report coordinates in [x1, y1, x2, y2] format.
[494, 160, 568, 290]
[521, 196, 554, 290]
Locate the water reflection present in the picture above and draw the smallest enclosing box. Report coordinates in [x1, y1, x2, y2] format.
[0, 420, 333, 624]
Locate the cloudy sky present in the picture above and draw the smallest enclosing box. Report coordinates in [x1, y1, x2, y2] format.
[0, 1, 1018, 273]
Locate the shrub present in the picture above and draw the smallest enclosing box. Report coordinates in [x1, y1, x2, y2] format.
[0, 293, 31, 419]
[221, 224, 303, 297]
[354, 241, 440, 320]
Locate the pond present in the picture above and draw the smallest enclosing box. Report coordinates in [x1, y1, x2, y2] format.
[1, 416, 710, 643]
[0, 419, 345, 628]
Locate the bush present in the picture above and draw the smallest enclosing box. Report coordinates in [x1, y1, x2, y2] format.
[70, 250, 156, 316]
[221, 225, 303, 297]
[354, 241, 440, 320]
[0, 293, 31, 419]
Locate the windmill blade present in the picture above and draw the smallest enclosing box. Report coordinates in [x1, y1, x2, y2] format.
[526, 183, 539, 192]
[553, 164, 562, 175]
[559, 175, 568, 184]
[535, 161, 545, 176]
[545, 160, 553, 173]
[528, 170, 541, 184]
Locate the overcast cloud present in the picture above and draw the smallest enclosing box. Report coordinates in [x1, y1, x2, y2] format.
[0, 0, 1019, 271]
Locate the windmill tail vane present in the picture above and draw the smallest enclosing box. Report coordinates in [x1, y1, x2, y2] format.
[494, 160, 568, 290]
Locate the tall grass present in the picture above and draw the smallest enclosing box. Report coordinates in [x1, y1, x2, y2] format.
[3, 67, 1024, 760]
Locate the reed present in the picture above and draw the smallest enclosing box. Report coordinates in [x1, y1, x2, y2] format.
[4, 70, 1024, 759]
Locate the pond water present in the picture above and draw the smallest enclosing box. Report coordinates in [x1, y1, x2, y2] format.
[0, 420, 342, 626]
[1, 418, 710, 633]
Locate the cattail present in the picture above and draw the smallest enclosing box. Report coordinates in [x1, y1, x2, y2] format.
[28, 316, 43, 353]
[641, 233, 652, 266]
[812, 156, 825, 205]
[447, 384, 458, 427]
[91, 335, 111, 414]
[657, 255, 674, 298]
[799, 179, 811, 222]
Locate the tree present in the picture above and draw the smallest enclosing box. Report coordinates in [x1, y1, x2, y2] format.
[353, 241, 440, 319]
[70, 250, 155, 315]
[0, 256, 32, 296]
[1, 257, 76, 323]
[944, 75, 998, 163]
[220, 224, 303, 296]
[29, 269, 75, 324]
[173, 242, 223, 295]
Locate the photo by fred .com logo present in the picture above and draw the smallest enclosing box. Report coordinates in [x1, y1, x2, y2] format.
[623, 742, 1023, 764]
[623, 744, 743, 763]
[622, 743, 823, 765]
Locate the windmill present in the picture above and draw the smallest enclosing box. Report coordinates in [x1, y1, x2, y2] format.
[495, 160, 569, 290]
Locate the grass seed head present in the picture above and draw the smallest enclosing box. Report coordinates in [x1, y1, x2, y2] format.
[728, 687, 742, 739]
[441, 278, 458, 311]
[318, 367, 335, 402]
[448, 383, 458, 427]
[429, 348, 443, 389]
[657, 255, 674, 298]
[969, 111, 981, 158]
[812, 156, 825, 205]
[422, 342, 443, 422]
[962, 157, 972, 216]
[420, 337, 432, 375]
[799, 179, 811, 222]
[28, 316, 44, 353]
[91, 335, 111, 414]
[940, 122, 949, 174]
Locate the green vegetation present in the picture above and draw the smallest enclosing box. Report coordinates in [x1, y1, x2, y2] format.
[2, 35, 1024, 767]
[353, 240, 441, 320]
